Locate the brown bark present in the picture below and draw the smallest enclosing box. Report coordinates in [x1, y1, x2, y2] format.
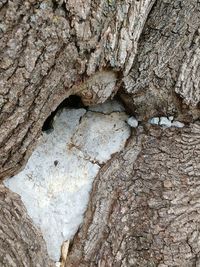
[66, 122, 200, 267]
[123, 0, 200, 121]
[0, 185, 54, 267]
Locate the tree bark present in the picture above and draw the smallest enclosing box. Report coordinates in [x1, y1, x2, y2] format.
[66, 122, 200, 267]
[123, 0, 200, 121]
[0, 184, 54, 266]
[0, 0, 200, 266]
[0, 0, 155, 180]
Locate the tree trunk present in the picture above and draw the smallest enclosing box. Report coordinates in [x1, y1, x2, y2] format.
[0, 0, 155, 180]
[0, 0, 199, 266]
[0, 184, 54, 266]
[66, 122, 200, 267]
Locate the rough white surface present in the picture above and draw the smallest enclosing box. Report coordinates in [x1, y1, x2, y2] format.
[149, 117, 185, 128]
[171, 121, 185, 128]
[72, 111, 130, 164]
[4, 106, 130, 261]
[127, 116, 138, 128]
[159, 117, 172, 127]
[148, 117, 159, 125]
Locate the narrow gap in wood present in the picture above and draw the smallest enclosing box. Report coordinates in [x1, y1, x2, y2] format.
[42, 95, 86, 132]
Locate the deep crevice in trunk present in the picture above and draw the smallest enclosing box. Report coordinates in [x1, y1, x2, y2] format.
[42, 95, 86, 132]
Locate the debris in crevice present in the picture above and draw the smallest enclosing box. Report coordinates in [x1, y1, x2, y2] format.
[61, 240, 70, 267]
[171, 121, 185, 128]
[127, 116, 138, 128]
[148, 117, 160, 125]
[148, 116, 185, 128]
[117, 91, 136, 116]
[159, 117, 172, 127]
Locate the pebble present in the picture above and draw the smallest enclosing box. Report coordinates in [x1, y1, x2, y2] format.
[149, 116, 185, 128]
[159, 117, 171, 127]
[171, 121, 185, 128]
[148, 117, 159, 125]
[127, 116, 138, 128]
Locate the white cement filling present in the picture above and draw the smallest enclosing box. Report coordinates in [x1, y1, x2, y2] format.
[4, 102, 130, 261]
[149, 116, 185, 128]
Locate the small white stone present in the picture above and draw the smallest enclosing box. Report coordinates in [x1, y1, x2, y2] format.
[55, 262, 61, 267]
[168, 116, 174, 121]
[159, 117, 171, 127]
[127, 116, 138, 128]
[171, 121, 185, 128]
[148, 117, 159, 125]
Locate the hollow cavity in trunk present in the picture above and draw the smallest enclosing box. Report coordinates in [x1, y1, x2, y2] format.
[4, 98, 131, 262]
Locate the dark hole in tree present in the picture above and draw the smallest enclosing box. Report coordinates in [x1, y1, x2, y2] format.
[42, 95, 86, 132]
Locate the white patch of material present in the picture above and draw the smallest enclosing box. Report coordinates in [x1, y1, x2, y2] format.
[171, 121, 185, 128]
[72, 111, 130, 164]
[149, 117, 185, 128]
[159, 117, 171, 127]
[148, 117, 159, 125]
[127, 116, 138, 128]
[4, 105, 130, 261]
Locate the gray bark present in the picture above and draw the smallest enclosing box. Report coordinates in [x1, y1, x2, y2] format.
[123, 0, 200, 121]
[0, 0, 155, 180]
[0, 185, 54, 266]
[0, 0, 199, 266]
[66, 123, 200, 267]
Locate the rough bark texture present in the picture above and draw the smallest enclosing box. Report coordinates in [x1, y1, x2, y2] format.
[0, 0, 155, 180]
[0, 0, 200, 266]
[123, 0, 200, 121]
[66, 123, 200, 267]
[0, 185, 54, 267]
